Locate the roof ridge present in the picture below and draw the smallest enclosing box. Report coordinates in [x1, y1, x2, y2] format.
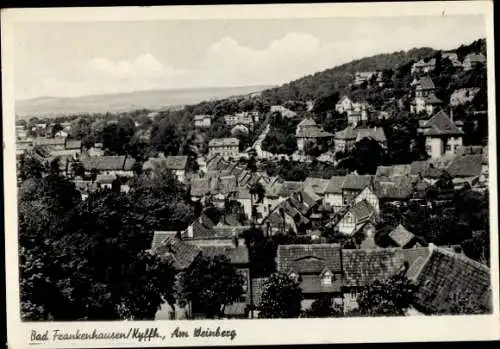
[433, 245, 490, 272]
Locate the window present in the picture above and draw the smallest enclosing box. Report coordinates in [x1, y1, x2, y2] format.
[425, 146, 431, 154]
[350, 290, 357, 298]
[445, 144, 452, 151]
[322, 271, 333, 285]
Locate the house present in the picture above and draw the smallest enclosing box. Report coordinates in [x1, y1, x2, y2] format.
[225, 111, 259, 127]
[190, 175, 238, 206]
[410, 76, 442, 115]
[295, 117, 333, 153]
[303, 177, 330, 201]
[334, 126, 357, 153]
[32, 137, 66, 150]
[411, 58, 436, 75]
[193, 239, 251, 319]
[151, 232, 202, 320]
[463, 53, 486, 71]
[323, 176, 346, 212]
[335, 96, 354, 114]
[449, 88, 481, 107]
[387, 224, 421, 248]
[352, 71, 377, 86]
[81, 155, 136, 177]
[276, 244, 344, 310]
[194, 114, 212, 128]
[184, 214, 217, 239]
[341, 174, 374, 205]
[418, 110, 464, 159]
[442, 52, 462, 68]
[208, 138, 239, 159]
[95, 174, 116, 190]
[410, 161, 444, 184]
[336, 199, 377, 236]
[355, 127, 387, 148]
[353, 186, 380, 214]
[374, 175, 415, 207]
[270, 105, 297, 118]
[263, 198, 311, 235]
[446, 153, 483, 188]
[143, 154, 188, 183]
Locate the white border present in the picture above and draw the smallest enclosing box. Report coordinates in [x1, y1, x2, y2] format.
[2, 2, 499, 348]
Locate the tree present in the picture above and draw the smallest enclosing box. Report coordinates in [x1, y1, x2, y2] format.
[355, 274, 417, 316]
[178, 255, 244, 319]
[438, 290, 490, 315]
[351, 137, 387, 174]
[258, 272, 302, 318]
[305, 295, 342, 318]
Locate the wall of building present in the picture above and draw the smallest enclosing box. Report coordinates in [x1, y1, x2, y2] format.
[338, 212, 356, 235]
[425, 137, 444, 159]
[354, 187, 379, 214]
[324, 193, 344, 212]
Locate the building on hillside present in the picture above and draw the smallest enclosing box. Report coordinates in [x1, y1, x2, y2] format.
[442, 52, 462, 68]
[194, 114, 212, 128]
[295, 117, 333, 153]
[410, 76, 443, 115]
[449, 88, 481, 107]
[463, 53, 486, 71]
[352, 71, 378, 86]
[334, 126, 357, 153]
[33, 137, 66, 150]
[341, 174, 374, 205]
[262, 198, 311, 235]
[352, 185, 380, 214]
[446, 153, 484, 188]
[323, 176, 346, 212]
[355, 127, 387, 148]
[81, 155, 136, 177]
[270, 105, 297, 118]
[374, 175, 415, 207]
[411, 58, 436, 75]
[335, 96, 353, 114]
[303, 177, 330, 201]
[225, 111, 259, 127]
[418, 110, 464, 159]
[208, 138, 239, 159]
[336, 199, 377, 236]
[276, 244, 344, 311]
[143, 154, 188, 183]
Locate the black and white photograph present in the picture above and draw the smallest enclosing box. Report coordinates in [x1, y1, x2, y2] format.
[3, 2, 499, 348]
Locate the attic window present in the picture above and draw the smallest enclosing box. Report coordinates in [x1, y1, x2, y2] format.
[321, 270, 333, 285]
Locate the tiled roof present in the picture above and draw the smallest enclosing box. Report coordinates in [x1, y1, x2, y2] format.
[33, 137, 66, 147]
[297, 118, 317, 128]
[446, 154, 483, 178]
[190, 177, 211, 197]
[303, 177, 330, 195]
[277, 244, 342, 273]
[82, 155, 135, 171]
[348, 199, 376, 222]
[265, 181, 284, 198]
[335, 126, 357, 140]
[279, 181, 304, 197]
[341, 174, 373, 191]
[356, 127, 387, 143]
[413, 245, 491, 314]
[151, 234, 201, 270]
[165, 156, 188, 170]
[374, 176, 414, 200]
[342, 247, 431, 287]
[199, 245, 249, 264]
[325, 176, 346, 194]
[416, 76, 436, 90]
[208, 137, 239, 147]
[420, 110, 464, 136]
[410, 161, 443, 179]
[376, 165, 412, 177]
[424, 94, 443, 105]
[65, 139, 82, 150]
[296, 125, 333, 138]
[388, 224, 415, 247]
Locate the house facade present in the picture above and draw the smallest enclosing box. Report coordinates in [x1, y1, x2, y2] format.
[463, 53, 486, 71]
[295, 117, 333, 153]
[208, 138, 240, 159]
[194, 115, 212, 128]
[418, 110, 464, 159]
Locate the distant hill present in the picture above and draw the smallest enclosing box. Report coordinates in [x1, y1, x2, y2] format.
[15, 85, 273, 119]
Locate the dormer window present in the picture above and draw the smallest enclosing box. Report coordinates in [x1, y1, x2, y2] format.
[321, 270, 333, 285]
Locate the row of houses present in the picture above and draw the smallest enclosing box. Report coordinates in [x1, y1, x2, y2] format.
[149, 229, 491, 319]
[411, 52, 486, 75]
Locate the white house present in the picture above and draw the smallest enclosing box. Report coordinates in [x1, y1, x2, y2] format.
[335, 96, 353, 114]
[194, 115, 212, 128]
[410, 76, 443, 115]
[295, 117, 333, 153]
[208, 138, 240, 159]
[336, 199, 377, 236]
[353, 186, 380, 215]
[411, 58, 436, 75]
[418, 110, 464, 159]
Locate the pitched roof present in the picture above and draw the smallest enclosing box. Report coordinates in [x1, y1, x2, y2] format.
[410, 161, 443, 178]
[424, 94, 443, 105]
[278, 181, 304, 197]
[446, 154, 483, 178]
[388, 224, 415, 247]
[416, 76, 436, 90]
[413, 245, 491, 314]
[81, 155, 135, 171]
[65, 139, 82, 150]
[303, 177, 330, 196]
[342, 247, 431, 287]
[325, 176, 346, 194]
[374, 176, 414, 200]
[277, 244, 342, 273]
[420, 110, 464, 136]
[376, 165, 412, 177]
[335, 126, 357, 140]
[208, 137, 239, 147]
[297, 118, 317, 128]
[33, 137, 66, 147]
[165, 156, 188, 170]
[151, 234, 201, 270]
[348, 199, 376, 222]
[356, 127, 387, 143]
[199, 245, 249, 264]
[341, 174, 373, 191]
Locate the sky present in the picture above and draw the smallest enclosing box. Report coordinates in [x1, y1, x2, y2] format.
[13, 15, 486, 100]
